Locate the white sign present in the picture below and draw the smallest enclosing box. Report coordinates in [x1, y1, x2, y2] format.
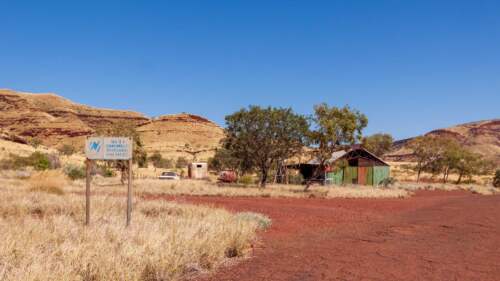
[85, 137, 132, 160]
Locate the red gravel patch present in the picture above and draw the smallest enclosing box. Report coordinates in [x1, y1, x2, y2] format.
[152, 191, 500, 281]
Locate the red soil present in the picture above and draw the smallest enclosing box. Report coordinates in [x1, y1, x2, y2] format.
[160, 191, 500, 281]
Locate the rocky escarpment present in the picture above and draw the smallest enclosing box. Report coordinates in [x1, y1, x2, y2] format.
[386, 119, 500, 165]
[0, 89, 224, 160]
[138, 114, 224, 161]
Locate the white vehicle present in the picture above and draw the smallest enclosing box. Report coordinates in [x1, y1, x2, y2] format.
[158, 171, 180, 180]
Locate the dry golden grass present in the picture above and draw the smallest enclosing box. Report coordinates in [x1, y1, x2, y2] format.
[66, 177, 412, 199]
[75, 176, 498, 199]
[0, 178, 268, 281]
[392, 181, 499, 196]
[28, 170, 67, 195]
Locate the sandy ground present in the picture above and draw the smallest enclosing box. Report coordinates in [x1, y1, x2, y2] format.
[155, 191, 500, 281]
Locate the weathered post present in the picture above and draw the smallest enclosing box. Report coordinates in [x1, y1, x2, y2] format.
[85, 159, 91, 225]
[126, 157, 133, 227]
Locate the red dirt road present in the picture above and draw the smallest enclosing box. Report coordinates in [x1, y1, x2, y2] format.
[169, 191, 500, 281]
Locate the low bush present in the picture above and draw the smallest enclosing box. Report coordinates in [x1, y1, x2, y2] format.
[31, 152, 51, 170]
[92, 164, 116, 177]
[288, 173, 304, 185]
[101, 166, 115, 177]
[235, 212, 272, 230]
[238, 175, 254, 186]
[0, 152, 52, 171]
[64, 165, 86, 180]
[380, 177, 397, 188]
[58, 144, 76, 156]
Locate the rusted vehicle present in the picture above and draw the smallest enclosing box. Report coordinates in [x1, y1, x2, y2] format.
[217, 170, 238, 183]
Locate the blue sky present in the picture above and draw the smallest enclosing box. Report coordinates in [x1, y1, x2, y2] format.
[1, 0, 499, 139]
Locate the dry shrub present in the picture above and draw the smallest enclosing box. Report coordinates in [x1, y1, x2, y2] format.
[28, 170, 67, 195]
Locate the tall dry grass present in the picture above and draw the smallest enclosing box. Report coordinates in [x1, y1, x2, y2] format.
[0, 179, 269, 281]
[392, 181, 499, 195]
[28, 170, 67, 195]
[65, 178, 412, 199]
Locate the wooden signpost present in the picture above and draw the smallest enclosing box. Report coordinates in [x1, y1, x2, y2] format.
[85, 137, 133, 226]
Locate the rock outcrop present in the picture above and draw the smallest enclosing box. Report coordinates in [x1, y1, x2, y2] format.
[0, 89, 223, 160]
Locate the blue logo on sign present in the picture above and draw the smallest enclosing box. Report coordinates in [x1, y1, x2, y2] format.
[89, 141, 102, 153]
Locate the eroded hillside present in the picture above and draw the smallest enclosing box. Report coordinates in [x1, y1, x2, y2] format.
[386, 119, 500, 165]
[0, 89, 224, 160]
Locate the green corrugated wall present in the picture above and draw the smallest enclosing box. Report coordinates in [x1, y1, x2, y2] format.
[366, 167, 374, 185]
[325, 166, 389, 186]
[343, 166, 358, 184]
[326, 169, 343, 185]
[373, 166, 390, 185]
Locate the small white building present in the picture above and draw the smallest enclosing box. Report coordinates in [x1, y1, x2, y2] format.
[188, 162, 208, 179]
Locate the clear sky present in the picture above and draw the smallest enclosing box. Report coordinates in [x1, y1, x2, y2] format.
[1, 1, 499, 139]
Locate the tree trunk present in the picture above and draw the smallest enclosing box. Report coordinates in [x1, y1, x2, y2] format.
[304, 164, 323, 191]
[260, 167, 268, 188]
[417, 168, 422, 183]
[443, 167, 449, 183]
[456, 172, 463, 185]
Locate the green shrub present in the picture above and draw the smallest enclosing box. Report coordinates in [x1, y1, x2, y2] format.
[102, 166, 115, 177]
[30, 152, 51, 170]
[493, 170, 500, 188]
[92, 164, 116, 177]
[64, 165, 86, 180]
[288, 173, 304, 185]
[380, 177, 397, 188]
[238, 175, 254, 186]
[2, 152, 53, 171]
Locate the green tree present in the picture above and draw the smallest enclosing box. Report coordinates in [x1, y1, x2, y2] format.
[149, 152, 163, 167]
[409, 136, 450, 182]
[208, 148, 242, 173]
[149, 152, 174, 169]
[362, 133, 394, 157]
[176, 156, 189, 169]
[223, 106, 309, 187]
[305, 104, 368, 190]
[410, 136, 490, 184]
[450, 150, 483, 184]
